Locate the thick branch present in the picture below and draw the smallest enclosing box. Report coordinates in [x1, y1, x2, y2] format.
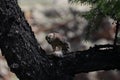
[0, 0, 120, 80]
[60, 45, 120, 74]
[0, 0, 51, 80]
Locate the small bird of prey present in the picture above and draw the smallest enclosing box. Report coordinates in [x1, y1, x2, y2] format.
[46, 32, 70, 57]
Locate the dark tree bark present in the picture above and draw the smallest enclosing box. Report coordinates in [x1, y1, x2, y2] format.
[0, 0, 120, 80]
[0, 0, 52, 80]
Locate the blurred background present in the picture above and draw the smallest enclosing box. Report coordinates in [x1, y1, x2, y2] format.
[0, 0, 119, 80]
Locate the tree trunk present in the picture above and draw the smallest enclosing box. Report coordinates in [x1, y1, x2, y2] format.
[0, 0, 120, 80]
[0, 0, 52, 80]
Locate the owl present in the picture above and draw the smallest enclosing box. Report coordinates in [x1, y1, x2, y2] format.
[46, 33, 70, 56]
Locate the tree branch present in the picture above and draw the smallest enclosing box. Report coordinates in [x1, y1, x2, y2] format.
[59, 44, 120, 74]
[0, 0, 120, 80]
[0, 0, 51, 80]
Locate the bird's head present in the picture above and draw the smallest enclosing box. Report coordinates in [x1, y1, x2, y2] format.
[46, 33, 56, 44]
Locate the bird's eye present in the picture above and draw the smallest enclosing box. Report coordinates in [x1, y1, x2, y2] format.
[46, 37, 52, 42]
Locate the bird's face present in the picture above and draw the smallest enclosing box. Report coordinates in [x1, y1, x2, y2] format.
[46, 33, 55, 44]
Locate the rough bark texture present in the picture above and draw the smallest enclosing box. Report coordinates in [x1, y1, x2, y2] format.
[0, 0, 120, 80]
[0, 0, 52, 80]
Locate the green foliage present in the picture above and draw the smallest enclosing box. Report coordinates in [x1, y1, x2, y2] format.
[70, 0, 120, 21]
[69, 0, 120, 40]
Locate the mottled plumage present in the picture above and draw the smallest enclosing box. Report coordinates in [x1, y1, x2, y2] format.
[46, 33, 70, 56]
